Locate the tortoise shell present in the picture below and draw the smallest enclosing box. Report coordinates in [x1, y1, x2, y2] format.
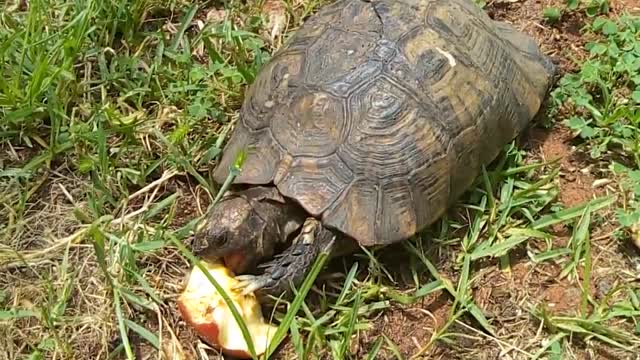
[213, 0, 555, 246]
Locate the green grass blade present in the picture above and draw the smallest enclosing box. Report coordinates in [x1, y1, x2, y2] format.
[0, 309, 39, 320]
[119, 288, 155, 311]
[532, 196, 615, 229]
[142, 192, 178, 221]
[383, 335, 404, 360]
[531, 333, 566, 360]
[481, 166, 496, 215]
[415, 280, 445, 298]
[126, 269, 164, 305]
[336, 262, 358, 305]
[124, 319, 160, 350]
[452, 254, 471, 314]
[131, 240, 166, 252]
[170, 5, 198, 52]
[576, 206, 592, 318]
[531, 248, 573, 263]
[289, 319, 305, 358]
[338, 290, 362, 357]
[265, 244, 332, 359]
[366, 336, 384, 360]
[114, 289, 134, 360]
[501, 159, 557, 177]
[470, 235, 529, 261]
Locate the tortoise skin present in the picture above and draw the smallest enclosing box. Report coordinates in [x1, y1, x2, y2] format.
[213, 0, 555, 246]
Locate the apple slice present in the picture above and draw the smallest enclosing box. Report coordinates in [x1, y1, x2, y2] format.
[177, 261, 278, 358]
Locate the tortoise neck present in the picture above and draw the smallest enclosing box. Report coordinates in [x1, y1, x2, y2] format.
[230, 185, 307, 250]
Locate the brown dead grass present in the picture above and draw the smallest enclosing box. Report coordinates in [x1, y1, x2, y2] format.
[0, 161, 213, 359]
[0, 169, 114, 358]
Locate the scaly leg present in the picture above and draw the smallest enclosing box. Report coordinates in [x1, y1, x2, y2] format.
[233, 218, 337, 300]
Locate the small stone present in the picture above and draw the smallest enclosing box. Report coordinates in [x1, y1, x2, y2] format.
[595, 277, 614, 298]
[592, 179, 612, 188]
[580, 165, 592, 174]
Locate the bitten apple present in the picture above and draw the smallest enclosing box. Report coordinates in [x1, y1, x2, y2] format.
[177, 261, 277, 358]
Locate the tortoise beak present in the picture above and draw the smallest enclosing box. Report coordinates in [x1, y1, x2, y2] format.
[223, 252, 250, 274]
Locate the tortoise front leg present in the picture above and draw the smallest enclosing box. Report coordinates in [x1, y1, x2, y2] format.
[233, 218, 337, 300]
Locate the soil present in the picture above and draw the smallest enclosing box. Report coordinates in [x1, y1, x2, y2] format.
[355, 292, 453, 358]
[488, 0, 590, 74]
[526, 125, 607, 207]
[488, 0, 639, 66]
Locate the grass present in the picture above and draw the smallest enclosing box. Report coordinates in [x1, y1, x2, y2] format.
[1, 0, 640, 359]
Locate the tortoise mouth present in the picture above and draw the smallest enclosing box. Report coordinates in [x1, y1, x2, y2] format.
[223, 252, 249, 274]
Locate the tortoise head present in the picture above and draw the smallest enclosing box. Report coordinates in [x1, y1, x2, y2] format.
[195, 193, 257, 272]
[193, 186, 305, 274]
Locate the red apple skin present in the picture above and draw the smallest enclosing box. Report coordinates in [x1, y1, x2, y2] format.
[176, 299, 220, 345]
[177, 297, 254, 359]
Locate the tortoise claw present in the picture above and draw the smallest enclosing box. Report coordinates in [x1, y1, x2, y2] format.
[232, 275, 275, 296]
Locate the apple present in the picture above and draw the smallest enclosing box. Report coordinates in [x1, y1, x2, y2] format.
[177, 261, 278, 358]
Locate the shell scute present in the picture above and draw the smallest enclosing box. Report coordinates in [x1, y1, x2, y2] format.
[241, 51, 306, 130]
[303, 28, 378, 87]
[269, 90, 348, 157]
[276, 155, 354, 216]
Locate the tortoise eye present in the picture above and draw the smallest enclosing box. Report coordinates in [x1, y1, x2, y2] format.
[215, 232, 229, 247]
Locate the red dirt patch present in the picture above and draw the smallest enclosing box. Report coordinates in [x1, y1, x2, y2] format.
[526, 124, 607, 207]
[617, 0, 640, 13]
[541, 283, 582, 314]
[486, 0, 592, 73]
[530, 125, 606, 207]
[356, 293, 451, 358]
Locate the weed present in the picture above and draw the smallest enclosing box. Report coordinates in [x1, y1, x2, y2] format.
[543, 0, 610, 23]
[544, 6, 563, 23]
[533, 10, 640, 358]
[550, 12, 640, 245]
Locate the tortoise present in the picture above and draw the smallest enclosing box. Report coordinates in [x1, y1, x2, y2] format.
[193, 0, 556, 300]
